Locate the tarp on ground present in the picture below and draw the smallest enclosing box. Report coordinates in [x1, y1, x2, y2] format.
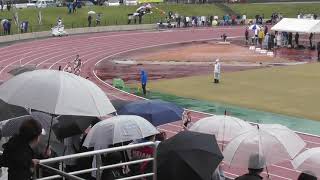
[271, 18, 320, 33]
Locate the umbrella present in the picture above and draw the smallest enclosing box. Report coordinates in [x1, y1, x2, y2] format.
[223, 124, 306, 169]
[157, 131, 224, 180]
[0, 69, 115, 116]
[189, 115, 253, 142]
[248, 24, 261, 31]
[292, 147, 320, 177]
[0, 99, 29, 121]
[83, 115, 159, 150]
[52, 115, 100, 139]
[0, 69, 115, 148]
[8, 65, 36, 76]
[1, 115, 33, 137]
[88, 11, 96, 15]
[118, 99, 183, 126]
[111, 99, 131, 111]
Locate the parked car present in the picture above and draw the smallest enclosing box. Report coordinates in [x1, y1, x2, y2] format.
[124, 0, 137, 5]
[104, 0, 120, 6]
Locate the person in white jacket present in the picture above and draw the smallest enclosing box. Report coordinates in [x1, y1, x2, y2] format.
[214, 59, 221, 84]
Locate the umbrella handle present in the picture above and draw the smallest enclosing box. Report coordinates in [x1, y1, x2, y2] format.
[46, 116, 54, 151]
[265, 165, 270, 179]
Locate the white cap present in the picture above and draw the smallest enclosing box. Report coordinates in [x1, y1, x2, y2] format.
[248, 153, 266, 169]
[215, 59, 220, 62]
[41, 128, 46, 135]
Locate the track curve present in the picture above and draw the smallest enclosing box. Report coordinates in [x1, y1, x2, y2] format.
[0, 27, 319, 180]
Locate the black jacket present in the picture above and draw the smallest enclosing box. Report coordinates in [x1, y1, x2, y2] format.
[2, 135, 35, 180]
[235, 173, 263, 180]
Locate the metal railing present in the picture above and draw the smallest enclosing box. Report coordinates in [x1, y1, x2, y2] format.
[37, 141, 158, 180]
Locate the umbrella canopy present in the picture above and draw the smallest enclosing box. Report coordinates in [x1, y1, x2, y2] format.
[189, 115, 253, 142]
[88, 11, 96, 15]
[1, 115, 33, 137]
[249, 24, 261, 31]
[0, 99, 29, 121]
[223, 124, 306, 169]
[157, 131, 224, 180]
[0, 69, 115, 116]
[83, 115, 159, 150]
[292, 147, 320, 177]
[52, 115, 100, 139]
[118, 100, 183, 126]
[8, 65, 36, 76]
[111, 99, 131, 111]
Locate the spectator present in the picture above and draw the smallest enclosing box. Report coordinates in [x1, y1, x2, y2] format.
[245, 27, 249, 45]
[7, 20, 11, 35]
[298, 171, 317, 180]
[73, 0, 77, 13]
[264, 25, 268, 35]
[2, 119, 43, 180]
[211, 166, 225, 180]
[88, 15, 92, 27]
[140, 70, 148, 96]
[258, 29, 265, 48]
[317, 42, 320, 61]
[214, 59, 221, 84]
[63, 135, 81, 172]
[68, 3, 72, 14]
[235, 154, 266, 180]
[309, 33, 313, 48]
[0, 0, 3, 11]
[276, 32, 282, 47]
[96, 13, 101, 26]
[288, 32, 293, 48]
[209, 15, 213, 25]
[182, 111, 192, 130]
[128, 14, 133, 24]
[7, 1, 11, 11]
[295, 32, 300, 48]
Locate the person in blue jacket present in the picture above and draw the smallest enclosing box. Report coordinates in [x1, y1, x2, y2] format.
[140, 70, 148, 95]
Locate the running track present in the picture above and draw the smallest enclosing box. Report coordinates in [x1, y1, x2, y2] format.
[0, 27, 319, 180]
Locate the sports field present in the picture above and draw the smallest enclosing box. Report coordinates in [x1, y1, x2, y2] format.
[1, 3, 320, 34]
[148, 63, 320, 121]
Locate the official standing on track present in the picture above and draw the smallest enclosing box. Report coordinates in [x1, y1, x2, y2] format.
[140, 70, 148, 96]
[214, 59, 221, 84]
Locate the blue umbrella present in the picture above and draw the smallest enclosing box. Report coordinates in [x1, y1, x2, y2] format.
[118, 99, 183, 126]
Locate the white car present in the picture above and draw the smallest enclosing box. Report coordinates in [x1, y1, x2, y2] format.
[124, 0, 137, 6]
[104, 0, 120, 6]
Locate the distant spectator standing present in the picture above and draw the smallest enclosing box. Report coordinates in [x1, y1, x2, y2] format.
[7, 1, 11, 11]
[258, 29, 265, 48]
[140, 70, 148, 96]
[214, 59, 221, 84]
[72, 0, 77, 13]
[309, 33, 313, 48]
[96, 13, 101, 26]
[0, 0, 3, 11]
[288, 32, 293, 48]
[2, 119, 43, 180]
[295, 32, 300, 48]
[68, 3, 72, 14]
[88, 15, 92, 27]
[317, 42, 320, 61]
[245, 27, 249, 45]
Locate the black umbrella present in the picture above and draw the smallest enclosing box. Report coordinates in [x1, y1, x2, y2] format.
[52, 115, 100, 140]
[8, 65, 36, 76]
[111, 99, 131, 111]
[157, 131, 224, 180]
[0, 99, 29, 121]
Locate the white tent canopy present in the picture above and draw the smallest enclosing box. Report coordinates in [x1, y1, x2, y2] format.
[271, 18, 320, 33]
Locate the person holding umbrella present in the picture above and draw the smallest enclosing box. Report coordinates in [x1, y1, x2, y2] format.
[2, 119, 44, 180]
[140, 70, 148, 96]
[235, 154, 266, 180]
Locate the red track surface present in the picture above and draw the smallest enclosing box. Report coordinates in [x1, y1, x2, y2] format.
[0, 27, 319, 180]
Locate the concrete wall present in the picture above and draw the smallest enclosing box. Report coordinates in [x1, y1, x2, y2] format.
[0, 24, 157, 43]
